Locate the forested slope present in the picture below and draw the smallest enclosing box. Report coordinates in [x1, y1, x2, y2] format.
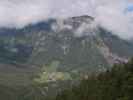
[55, 59, 133, 100]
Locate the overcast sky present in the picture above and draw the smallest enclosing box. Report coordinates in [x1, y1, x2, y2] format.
[0, 0, 133, 40]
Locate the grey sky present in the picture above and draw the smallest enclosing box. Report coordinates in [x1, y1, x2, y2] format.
[0, 0, 133, 40]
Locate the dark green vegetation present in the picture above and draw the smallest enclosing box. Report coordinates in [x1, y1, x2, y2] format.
[0, 80, 73, 100]
[55, 59, 133, 100]
[0, 58, 133, 100]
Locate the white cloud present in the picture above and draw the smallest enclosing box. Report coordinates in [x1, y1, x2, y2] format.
[0, 0, 51, 28]
[74, 22, 97, 37]
[0, 0, 133, 40]
[94, 2, 133, 40]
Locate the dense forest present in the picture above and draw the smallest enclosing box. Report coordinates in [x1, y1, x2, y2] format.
[55, 59, 133, 100]
[0, 59, 133, 100]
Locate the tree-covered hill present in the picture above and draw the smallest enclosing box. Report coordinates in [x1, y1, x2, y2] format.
[55, 59, 133, 100]
[0, 59, 133, 100]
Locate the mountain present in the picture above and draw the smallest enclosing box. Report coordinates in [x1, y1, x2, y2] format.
[0, 15, 132, 85]
[0, 15, 133, 99]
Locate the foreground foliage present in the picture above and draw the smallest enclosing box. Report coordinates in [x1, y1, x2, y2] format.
[0, 59, 133, 100]
[55, 59, 133, 100]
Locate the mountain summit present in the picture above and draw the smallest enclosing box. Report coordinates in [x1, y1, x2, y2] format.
[0, 15, 132, 74]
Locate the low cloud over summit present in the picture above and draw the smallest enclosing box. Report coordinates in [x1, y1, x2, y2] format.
[0, 0, 133, 40]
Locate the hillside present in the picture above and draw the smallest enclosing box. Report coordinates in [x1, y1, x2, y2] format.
[0, 57, 132, 100]
[55, 59, 133, 100]
[0, 15, 132, 85]
[0, 15, 132, 99]
[0, 15, 132, 72]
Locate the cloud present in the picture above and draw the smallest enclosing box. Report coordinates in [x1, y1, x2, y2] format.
[74, 21, 97, 37]
[0, 0, 93, 28]
[0, 0, 51, 28]
[94, 1, 133, 40]
[0, 0, 133, 40]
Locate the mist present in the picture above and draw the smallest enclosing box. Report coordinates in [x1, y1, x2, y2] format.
[0, 0, 133, 40]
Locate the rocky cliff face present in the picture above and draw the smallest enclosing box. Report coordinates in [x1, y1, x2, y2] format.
[0, 15, 132, 73]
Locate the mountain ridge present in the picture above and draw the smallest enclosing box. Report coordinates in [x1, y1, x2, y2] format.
[0, 15, 132, 74]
